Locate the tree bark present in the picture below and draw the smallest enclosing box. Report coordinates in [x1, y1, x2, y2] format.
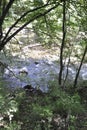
[59, 0, 66, 85]
[73, 43, 87, 88]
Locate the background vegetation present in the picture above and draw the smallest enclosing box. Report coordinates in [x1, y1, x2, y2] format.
[0, 0, 87, 129]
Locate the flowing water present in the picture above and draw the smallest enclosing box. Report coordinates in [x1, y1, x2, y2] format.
[0, 28, 87, 90]
[0, 57, 87, 91]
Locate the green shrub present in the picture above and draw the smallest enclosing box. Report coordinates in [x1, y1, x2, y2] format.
[0, 81, 20, 129]
[0, 80, 85, 130]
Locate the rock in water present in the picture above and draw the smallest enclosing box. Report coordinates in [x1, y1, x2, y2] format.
[19, 67, 28, 75]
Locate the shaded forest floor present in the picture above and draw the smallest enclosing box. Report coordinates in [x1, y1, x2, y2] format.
[0, 83, 87, 130]
[12, 86, 87, 130]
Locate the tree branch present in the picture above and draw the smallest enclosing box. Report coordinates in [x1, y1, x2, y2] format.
[2, 2, 51, 43]
[0, 0, 15, 25]
[0, 3, 60, 50]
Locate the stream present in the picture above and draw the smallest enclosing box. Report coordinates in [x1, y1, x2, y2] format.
[0, 28, 87, 90]
[1, 57, 87, 91]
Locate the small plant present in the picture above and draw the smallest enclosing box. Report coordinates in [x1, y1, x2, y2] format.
[47, 81, 85, 129]
[0, 79, 86, 130]
[0, 82, 19, 129]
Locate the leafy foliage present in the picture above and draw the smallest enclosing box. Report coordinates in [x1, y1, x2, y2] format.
[0, 0, 87, 129]
[0, 79, 86, 129]
[0, 81, 19, 129]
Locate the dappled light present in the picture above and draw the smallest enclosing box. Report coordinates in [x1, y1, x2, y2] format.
[0, 0, 87, 129]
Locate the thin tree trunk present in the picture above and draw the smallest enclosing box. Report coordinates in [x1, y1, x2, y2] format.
[59, 0, 66, 85]
[73, 44, 87, 88]
[0, 0, 15, 26]
[63, 53, 71, 86]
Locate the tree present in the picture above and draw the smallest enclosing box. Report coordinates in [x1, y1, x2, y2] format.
[59, 0, 66, 85]
[33, 0, 87, 88]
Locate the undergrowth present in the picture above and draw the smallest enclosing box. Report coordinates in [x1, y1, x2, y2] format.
[0, 80, 87, 130]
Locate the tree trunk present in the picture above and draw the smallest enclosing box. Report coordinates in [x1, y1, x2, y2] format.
[73, 43, 87, 88]
[59, 0, 66, 85]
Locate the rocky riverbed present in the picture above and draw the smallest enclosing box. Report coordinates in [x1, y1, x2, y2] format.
[0, 54, 86, 91]
[0, 28, 87, 90]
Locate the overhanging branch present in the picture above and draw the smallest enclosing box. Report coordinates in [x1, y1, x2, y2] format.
[2, 2, 51, 43]
[0, 3, 60, 51]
